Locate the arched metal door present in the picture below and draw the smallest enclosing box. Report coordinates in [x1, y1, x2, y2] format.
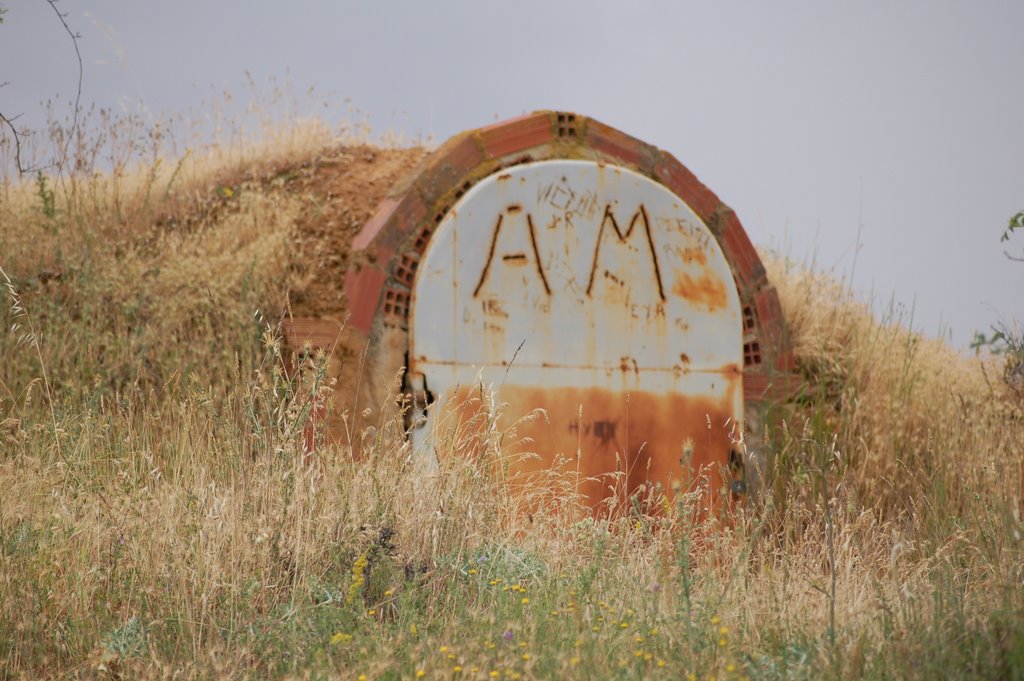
[409, 160, 743, 514]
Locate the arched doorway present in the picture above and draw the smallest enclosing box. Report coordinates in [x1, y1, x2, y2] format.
[293, 111, 802, 508]
[409, 160, 743, 512]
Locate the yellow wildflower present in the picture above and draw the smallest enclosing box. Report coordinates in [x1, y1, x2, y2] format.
[347, 553, 368, 604]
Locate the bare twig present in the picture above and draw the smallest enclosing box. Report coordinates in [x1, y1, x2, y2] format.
[0, 0, 83, 175]
[44, 0, 83, 177]
[0, 111, 24, 171]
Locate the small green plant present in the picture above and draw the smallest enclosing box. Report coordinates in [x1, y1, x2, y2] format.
[102, 616, 147, 659]
[970, 327, 1011, 355]
[989, 323, 1024, 396]
[35, 170, 57, 222]
[987, 214, 1024, 393]
[1004, 210, 1024, 262]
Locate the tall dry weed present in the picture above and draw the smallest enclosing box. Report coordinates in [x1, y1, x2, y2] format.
[0, 104, 1022, 678]
[766, 255, 1023, 519]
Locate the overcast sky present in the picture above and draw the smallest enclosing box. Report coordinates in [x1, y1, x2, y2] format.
[2, 1, 1021, 348]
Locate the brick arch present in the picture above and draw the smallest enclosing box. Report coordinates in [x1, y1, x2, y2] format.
[343, 111, 798, 406]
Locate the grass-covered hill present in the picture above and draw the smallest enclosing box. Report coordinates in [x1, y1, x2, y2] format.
[1, 115, 1022, 679]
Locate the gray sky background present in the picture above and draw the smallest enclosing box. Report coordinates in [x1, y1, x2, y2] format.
[2, 1, 1021, 348]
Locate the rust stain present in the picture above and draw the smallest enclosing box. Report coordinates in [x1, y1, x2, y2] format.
[473, 212, 551, 297]
[672, 269, 728, 311]
[473, 214, 503, 297]
[437, 384, 738, 519]
[586, 205, 666, 301]
[677, 246, 708, 266]
[526, 215, 552, 295]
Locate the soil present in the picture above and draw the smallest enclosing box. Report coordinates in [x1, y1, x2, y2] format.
[247, 143, 427, 441]
[285, 144, 427, 319]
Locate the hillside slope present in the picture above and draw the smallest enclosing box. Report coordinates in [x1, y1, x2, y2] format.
[1, 126, 1022, 678]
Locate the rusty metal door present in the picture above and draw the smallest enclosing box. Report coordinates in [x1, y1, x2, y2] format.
[409, 160, 743, 514]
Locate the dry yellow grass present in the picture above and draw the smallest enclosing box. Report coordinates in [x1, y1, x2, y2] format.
[768, 257, 1022, 513]
[1, 108, 1022, 679]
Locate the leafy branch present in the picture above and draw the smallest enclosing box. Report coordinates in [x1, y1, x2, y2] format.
[1003, 211, 1024, 262]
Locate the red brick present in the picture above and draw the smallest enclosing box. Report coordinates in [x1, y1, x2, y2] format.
[365, 192, 428, 265]
[753, 286, 782, 332]
[344, 265, 388, 333]
[744, 372, 802, 401]
[478, 112, 554, 159]
[719, 210, 765, 290]
[652, 155, 720, 224]
[352, 196, 400, 252]
[754, 288, 789, 363]
[775, 349, 797, 373]
[356, 193, 428, 268]
[354, 191, 429, 262]
[415, 132, 486, 207]
[586, 119, 651, 170]
[743, 373, 768, 401]
[720, 227, 749, 284]
[283, 317, 346, 351]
